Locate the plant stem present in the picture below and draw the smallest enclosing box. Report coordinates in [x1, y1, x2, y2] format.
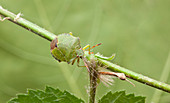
[97, 58, 170, 93]
[151, 51, 170, 102]
[88, 60, 98, 103]
[1, 6, 170, 93]
[0, 6, 56, 41]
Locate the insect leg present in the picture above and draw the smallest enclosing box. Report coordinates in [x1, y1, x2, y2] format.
[82, 57, 90, 72]
[72, 55, 86, 67]
[99, 71, 135, 87]
[76, 57, 86, 67]
[71, 57, 77, 65]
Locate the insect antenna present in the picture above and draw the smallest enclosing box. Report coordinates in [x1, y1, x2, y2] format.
[88, 43, 102, 54]
[90, 43, 102, 50]
[83, 43, 102, 54]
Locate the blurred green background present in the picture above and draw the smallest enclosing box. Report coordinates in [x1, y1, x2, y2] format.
[0, 0, 170, 103]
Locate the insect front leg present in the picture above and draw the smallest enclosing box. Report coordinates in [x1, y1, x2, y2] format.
[71, 57, 77, 65]
[72, 56, 86, 67]
[76, 57, 86, 67]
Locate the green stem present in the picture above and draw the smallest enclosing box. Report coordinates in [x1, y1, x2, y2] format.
[97, 58, 170, 93]
[0, 6, 56, 41]
[88, 60, 98, 103]
[1, 6, 170, 93]
[151, 51, 170, 102]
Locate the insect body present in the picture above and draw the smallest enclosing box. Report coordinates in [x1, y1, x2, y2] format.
[50, 33, 111, 66]
[50, 33, 134, 86]
[50, 33, 84, 64]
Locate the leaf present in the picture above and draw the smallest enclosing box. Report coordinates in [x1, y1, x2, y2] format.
[98, 91, 145, 103]
[8, 86, 84, 103]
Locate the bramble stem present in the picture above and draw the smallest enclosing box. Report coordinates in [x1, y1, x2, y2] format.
[0, 6, 56, 41]
[88, 60, 98, 103]
[1, 6, 170, 93]
[97, 58, 170, 93]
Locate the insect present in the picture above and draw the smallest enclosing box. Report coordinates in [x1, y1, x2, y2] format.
[50, 32, 102, 67]
[51, 32, 83, 65]
[50, 33, 135, 86]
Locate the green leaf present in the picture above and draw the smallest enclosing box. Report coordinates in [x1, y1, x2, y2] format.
[98, 91, 145, 103]
[8, 86, 84, 103]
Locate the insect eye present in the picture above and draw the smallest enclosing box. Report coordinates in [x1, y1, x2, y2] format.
[50, 38, 58, 50]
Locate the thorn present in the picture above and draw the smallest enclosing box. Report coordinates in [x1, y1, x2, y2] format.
[99, 72, 135, 87]
[113, 73, 135, 87]
[125, 79, 135, 87]
[0, 15, 10, 21]
[14, 12, 22, 22]
[0, 6, 3, 9]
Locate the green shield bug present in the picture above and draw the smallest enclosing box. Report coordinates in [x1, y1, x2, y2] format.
[50, 32, 103, 69]
[50, 32, 115, 68]
[50, 33, 134, 86]
[50, 32, 84, 65]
